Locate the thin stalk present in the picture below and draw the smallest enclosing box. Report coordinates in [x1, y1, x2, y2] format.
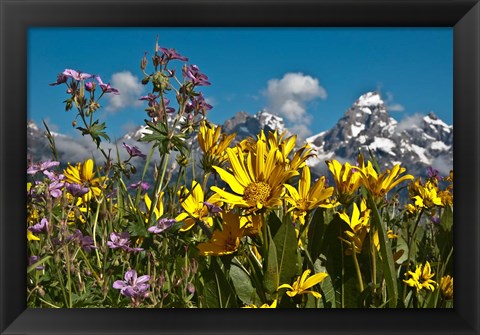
[351, 242, 364, 293]
[148, 153, 170, 225]
[92, 197, 104, 268]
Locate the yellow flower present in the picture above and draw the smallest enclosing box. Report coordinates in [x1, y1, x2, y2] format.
[27, 229, 40, 241]
[242, 214, 264, 236]
[144, 192, 164, 222]
[403, 261, 437, 293]
[338, 200, 371, 255]
[439, 275, 453, 300]
[265, 130, 314, 171]
[243, 299, 277, 308]
[198, 121, 236, 172]
[409, 179, 443, 209]
[211, 138, 298, 212]
[277, 269, 328, 299]
[176, 181, 222, 232]
[63, 159, 106, 202]
[284, 166, 336, 224]
[357, 160, 414, 200]
[197, 211, 245, 256]
[326, 159, 363, 203]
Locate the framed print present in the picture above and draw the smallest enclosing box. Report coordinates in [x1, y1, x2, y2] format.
[1, 0, 479, 334]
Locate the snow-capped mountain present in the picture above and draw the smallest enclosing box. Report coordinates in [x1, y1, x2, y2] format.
[306, 92, 452, 177]
[27, 91, 453, 179]
[222, 109, 286, 141]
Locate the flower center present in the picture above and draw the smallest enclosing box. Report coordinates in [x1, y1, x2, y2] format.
[243, 182, 272, 206]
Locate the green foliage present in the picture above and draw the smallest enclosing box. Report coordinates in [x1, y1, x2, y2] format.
[27, 38, 454, 309]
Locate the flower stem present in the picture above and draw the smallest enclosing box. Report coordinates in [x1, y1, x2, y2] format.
[148, 153, 170, 225]
[351, 241, 364, 293]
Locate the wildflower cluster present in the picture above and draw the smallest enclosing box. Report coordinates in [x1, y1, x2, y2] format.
[27, 39, 453, 309]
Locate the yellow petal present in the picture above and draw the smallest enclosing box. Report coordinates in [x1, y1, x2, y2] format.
[212, 166, 245, 195]
[302, 272, 328, 290]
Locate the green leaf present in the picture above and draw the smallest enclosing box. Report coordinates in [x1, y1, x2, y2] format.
[367, 194, 398, 308]
[440, 204, 453, 233]
[229, 263, 261, 306]
[262, 229, 279, 295]
[307, 208, 327, 262]
[271, 213, 298, 288]
[314, 258, 335, 308]
[201, 259, 237, 308]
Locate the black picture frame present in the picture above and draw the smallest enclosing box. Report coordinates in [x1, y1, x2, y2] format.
[1, 0, 479, 334]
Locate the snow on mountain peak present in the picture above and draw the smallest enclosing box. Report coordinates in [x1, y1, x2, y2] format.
[355, 92, 384, 108]
[254, 110, 285, 133]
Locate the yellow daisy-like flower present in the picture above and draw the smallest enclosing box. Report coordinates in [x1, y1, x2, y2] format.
[409, 179, 443, 209]
[211, 138, 298, 212]
[284, 166, 336, 225]
[439, 275, 453, 300]
[27, 229, 40, 241]
[198, 121, 236, 172]
[357, 159, 414, 200]
[176, 180, 222, 232]
[197, 211, 245, 256]
[277, 269, 328, 299]
[243, 299, 277, 308]
[63, 158, 106, 202]
[338, 200, 371, 255]
[403, 261, 437, 293]
[326, 159, 363, 204]
[66, 196, 88, 225]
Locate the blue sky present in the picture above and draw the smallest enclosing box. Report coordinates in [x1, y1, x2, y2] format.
[28, 27, 452, 140]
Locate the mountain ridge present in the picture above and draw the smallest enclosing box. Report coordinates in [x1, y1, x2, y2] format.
[27, 91, 453, 179]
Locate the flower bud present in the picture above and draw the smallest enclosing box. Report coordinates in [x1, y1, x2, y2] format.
[140, 52, 148, 71]
[72, 120, 77, 127]
[85, 81, 95, 92]
[141, 76, 150, 85]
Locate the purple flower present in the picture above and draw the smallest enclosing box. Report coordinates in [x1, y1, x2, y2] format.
[27, 160, 60, 175]
[66, 183, 89, 197]
[139, 93, 159, 107]
[203, 202, 222, 213]
[430, 216, 441, 225]
[49, 73, 68, 86]
[189, 92, 213, 114]
[427, 167, 442, 181]
[123, 142, 146, 159]
[85, 81, 95, 92]
[113, 269, 150, 301]
[148, 218, 176, 234]
[183, 64, 211, 86]
[48, 180, 64, 198]
[63, 69, 93, 81]
[107, 232, 144, 252]
[28, 218, 48, 234]
[43, 170, 65, 198]
[95, 76, 120, 95]
[80, 235, 96, 253]
[159, 47, 189, 62]
[129, 181, 150, 191]
[68, 229, 97, 252]
[28, 255, 44, 270]
[139, 94, 175, 112]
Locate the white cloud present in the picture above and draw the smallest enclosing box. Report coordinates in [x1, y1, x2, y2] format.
[290, 124, 312, 139]
[384, 92, 405, 113]
[105, 71, 144, 112]
[388, 103, 405, 112]
[264, 72, 327, 139]
[431, 156, 452, 176]
[396, 113, 424, 132]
